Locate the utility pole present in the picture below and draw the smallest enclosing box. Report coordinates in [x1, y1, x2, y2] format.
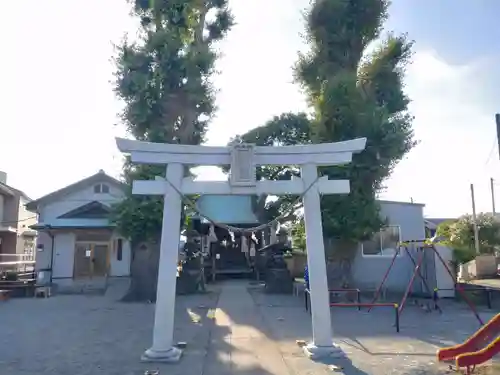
[491, 177, 496, 216]
[496, 114, 500, 160]
[470, 183, 480, 254]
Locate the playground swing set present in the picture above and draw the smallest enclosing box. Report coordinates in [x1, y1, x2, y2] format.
[369, 239, 483, 326]
[304, 238, 500, 374]
[305, 238, 483, 329]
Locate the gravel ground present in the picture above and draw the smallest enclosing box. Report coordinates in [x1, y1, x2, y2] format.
[0, 283, 498, 375]
[0, 291, 220, 375]
[249, 287, 499, 375]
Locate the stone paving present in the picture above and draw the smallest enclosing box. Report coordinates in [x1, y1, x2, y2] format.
[0, 280, 498, 374]
[250, 286, 497, 374]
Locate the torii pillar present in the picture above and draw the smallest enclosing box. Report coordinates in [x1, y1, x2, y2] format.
[116, 137, 367, 362]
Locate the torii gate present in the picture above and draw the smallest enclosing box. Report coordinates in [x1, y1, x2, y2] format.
[116, 137, 367, 362]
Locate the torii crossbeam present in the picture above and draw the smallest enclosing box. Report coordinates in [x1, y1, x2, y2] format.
[116, 136, 367, 362]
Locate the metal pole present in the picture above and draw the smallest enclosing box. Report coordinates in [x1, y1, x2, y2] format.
[496, 113, 500, 161]
[491, 177, 496, 215]
[398, 250, 425, 316]
[471, 183, 480, 254]
[368, 248, 399, 312]
[431, 245, 484, 326]
[394, 305, 400, 333]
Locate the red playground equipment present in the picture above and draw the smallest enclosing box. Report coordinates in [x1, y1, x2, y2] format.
[438, 313, 500, 374]
[368, 239, 483, 326]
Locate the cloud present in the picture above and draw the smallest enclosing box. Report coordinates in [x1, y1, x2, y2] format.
[3, 0, 497, 220]
[197, 48, 500, 219]
[379, 49, 500, 217]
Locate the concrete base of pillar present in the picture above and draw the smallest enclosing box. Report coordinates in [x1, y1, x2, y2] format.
[303, 342, 345, 359]
[141, 346, 183, 363]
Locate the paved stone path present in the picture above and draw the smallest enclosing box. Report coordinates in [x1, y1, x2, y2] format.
[204, 281, 292, 375]
[203, 281, 495, 375]
[1, 280, 498, 374]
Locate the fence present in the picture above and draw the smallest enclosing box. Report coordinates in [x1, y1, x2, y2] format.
[0, 253, 35, 273]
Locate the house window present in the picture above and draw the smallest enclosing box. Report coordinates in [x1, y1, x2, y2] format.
[116, 238, 123, 261]
[93, 184, 110, 194]
[24, 238, 35, 259]
[361, 226, 402, 257]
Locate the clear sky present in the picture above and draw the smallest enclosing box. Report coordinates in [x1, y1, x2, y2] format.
[1, 0, 499, 218]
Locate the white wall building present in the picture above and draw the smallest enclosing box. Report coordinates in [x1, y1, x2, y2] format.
[26, 170, 131, 291]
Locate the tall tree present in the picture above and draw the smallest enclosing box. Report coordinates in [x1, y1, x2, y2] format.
[297, 0, 416, 246]
[111, 0, 233, 301]
[437, 214, 500, 265]
[234, 0, 416, 268]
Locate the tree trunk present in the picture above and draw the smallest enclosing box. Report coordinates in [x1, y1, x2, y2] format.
[324, 238, 357, 289]
[121, 240, 161, 302]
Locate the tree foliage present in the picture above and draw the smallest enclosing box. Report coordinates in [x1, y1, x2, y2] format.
[234, 0, 416, 248]
[291, 219, 307, 251]
[298, 0, 416, 242]
[111, 0, 234, 243]
[227, 113, 312, 224]
[436, 214, 500, 264]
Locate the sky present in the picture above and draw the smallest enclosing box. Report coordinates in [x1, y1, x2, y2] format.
[1, 0, 499, 218]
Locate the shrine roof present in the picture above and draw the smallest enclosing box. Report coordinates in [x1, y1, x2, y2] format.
[30, 219, 114, 230]
[194, 195, 259, 224]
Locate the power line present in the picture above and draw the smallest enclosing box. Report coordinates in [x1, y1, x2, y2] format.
[484, 139, 497, 167]
[481, 113, 500, 168]
[0, 216, 38, 225]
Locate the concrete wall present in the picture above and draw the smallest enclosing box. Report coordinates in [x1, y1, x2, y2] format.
[35, 231, 52, 270]
[351, 201, 426, 293]
[2, 194, 19, 228]
[0, 232, 17, 255]
[0, 188, 37, 255]
[461, 254, 497, 279]
[0, 171, 19, 227]
[0, 194, 4, 223]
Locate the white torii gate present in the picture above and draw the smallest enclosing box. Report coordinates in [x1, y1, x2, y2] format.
[116, 137, 367, 362]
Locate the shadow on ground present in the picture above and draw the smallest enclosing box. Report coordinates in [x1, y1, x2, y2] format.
[314, 356, 370, 375]
[2, 280, 498, 375]
[0, 286, 275, 375]
[242, 283, 498, 374]
[212, 281, 370, 375]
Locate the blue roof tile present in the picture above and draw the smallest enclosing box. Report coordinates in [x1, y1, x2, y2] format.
[31, 218, 113, 229]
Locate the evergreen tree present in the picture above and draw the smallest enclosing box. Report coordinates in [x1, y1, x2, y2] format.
[236, 0, 416, 268]
[297, 0, 416, 246]
[111, 0, 233, 301]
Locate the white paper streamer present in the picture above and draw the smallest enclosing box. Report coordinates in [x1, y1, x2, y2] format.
[249, 241, 256, 257]
[208, 223, 218, 242]
[241, 236, 249, 253]
[270, 222, 278, 244]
